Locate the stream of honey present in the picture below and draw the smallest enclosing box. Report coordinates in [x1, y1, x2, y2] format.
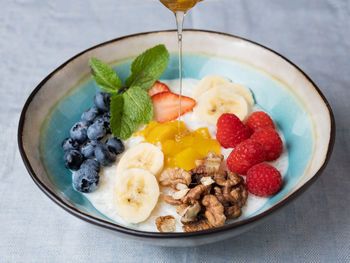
[159, 0, 202, 129]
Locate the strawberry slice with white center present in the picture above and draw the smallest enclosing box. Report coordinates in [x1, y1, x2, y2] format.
[151, 92, 196, 123]
[148, 81, 171, 97]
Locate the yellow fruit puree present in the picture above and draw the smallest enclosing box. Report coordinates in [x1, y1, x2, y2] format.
[137, 121, 220, 170]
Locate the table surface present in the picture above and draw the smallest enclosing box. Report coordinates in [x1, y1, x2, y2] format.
[1, 0, 349, 262]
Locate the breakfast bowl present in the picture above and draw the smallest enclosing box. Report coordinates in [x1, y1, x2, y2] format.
[18, 30, 335, 247]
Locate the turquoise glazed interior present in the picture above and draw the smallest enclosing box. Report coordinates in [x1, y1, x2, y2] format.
[40, 53, 314, 226]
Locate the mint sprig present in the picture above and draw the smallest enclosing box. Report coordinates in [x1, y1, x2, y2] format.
[90, 44, 169, 140]
[125, 44, 169, 91]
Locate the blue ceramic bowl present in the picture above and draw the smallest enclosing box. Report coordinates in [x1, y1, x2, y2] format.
[18, 30, 335, 246]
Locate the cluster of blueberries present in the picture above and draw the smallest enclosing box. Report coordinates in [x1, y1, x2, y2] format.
[62, 92, 124, 193]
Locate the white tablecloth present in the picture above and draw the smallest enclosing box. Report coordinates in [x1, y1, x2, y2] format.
[1, 0, 349, 262]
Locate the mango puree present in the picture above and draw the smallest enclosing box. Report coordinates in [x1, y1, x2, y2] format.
[137, 121, 220, 170]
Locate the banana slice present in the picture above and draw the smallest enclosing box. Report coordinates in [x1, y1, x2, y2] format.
[116, 143, 164, 177]
[194, 75, 231, 98]
[194, 86, 249, 124]
[115, 168, 160, 224]
[219, 82, 254, 106]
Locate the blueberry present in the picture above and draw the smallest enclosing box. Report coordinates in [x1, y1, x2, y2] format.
[95, 113, 111, 134]
[81, 159, 100, 173]
[72, 166, 99, 193]
[70, 122, 88, 143]
[62, 137, 79, 152]
[94, 92, 111, 112]
[81, 140, 99, 158]
[102, 111, 111, 122]
[87, 119, 106, 140]
[106, 137, 124, 155]
[81, 106, 100, 125]
[95, 143, 116, 166]
[64, 150, 84, 170]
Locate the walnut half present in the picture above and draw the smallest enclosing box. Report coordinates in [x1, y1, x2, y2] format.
[194, 151, 224, 175]
[176, 201, 201, 223]
[182, 219, 212, 232]
[159, 168, 191, 190]
[155, 216, 176, 232]
[202, 195, 226, 227]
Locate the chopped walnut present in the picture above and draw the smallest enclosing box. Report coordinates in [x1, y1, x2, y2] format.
[175, 183, 188, 190]
[195, 151, 224, 175]
[202, 195, 226, 227]
[190, 166, 208, 185]
[159, 168, 191, 189]
[239, 185, 248, 207]
[164, 195, 182, 206]
[182, 184, 207, 204]
[159, 151, 248, 232]
[227, 172, 242, 186]
[224, 205, 242, 219]
[200, 176, 215, 186]
[182, 219, 212, 232]
[173, 188, 190, 200]
[176, 201, 201, 223]
[213, 170, 227, 186]
[214, 186, 230, 206]
[155, 215, 176, 232]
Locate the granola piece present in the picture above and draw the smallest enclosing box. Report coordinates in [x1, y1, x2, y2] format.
[182, 219, 212, 232]
[176, 201, 201, 223]
[182, 184, 207, 204]
[194, 151, 224, 175]
[202, 195, 226, 227]
[224, 205, 242, 219]
[164, 195, 182, 206]
[155, 215, 176, 232]
[159, 168, 191, 189]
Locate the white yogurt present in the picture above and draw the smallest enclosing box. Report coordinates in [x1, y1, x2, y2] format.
[82, 78, 289, 232]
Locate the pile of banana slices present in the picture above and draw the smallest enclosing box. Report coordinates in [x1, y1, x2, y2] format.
[194, 75, 254, 124]
[114, 143, 164, 224]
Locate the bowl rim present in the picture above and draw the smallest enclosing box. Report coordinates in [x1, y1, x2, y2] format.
[17, 29, 335, 238]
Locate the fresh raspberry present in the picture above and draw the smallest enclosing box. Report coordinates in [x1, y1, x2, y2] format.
[251, 128, 283, 161]
[216, 113, 252, 148]
[227, 139, 266, 175]
[246, 111, 274, 132]
[246, 163, 282, 197]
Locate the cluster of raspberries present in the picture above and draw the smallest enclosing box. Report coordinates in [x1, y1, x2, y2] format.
[216, 112, 283, 197]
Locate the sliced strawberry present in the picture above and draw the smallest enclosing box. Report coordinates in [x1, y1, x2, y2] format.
[152, 92, 196, 123]
[148, 81, 170, 97]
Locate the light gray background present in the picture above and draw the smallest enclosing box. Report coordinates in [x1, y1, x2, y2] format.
[1, 0, 349, 262]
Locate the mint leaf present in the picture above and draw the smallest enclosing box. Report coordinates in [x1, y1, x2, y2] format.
[109, 95, 124, 136]
[89, 57, 122, 94]
[124, 86, 153, 124]
[110, 86, 153, 140]
[125, 44, 169, 91]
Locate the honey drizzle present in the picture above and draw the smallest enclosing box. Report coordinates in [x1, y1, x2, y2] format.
[159, 0, 202, 131]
